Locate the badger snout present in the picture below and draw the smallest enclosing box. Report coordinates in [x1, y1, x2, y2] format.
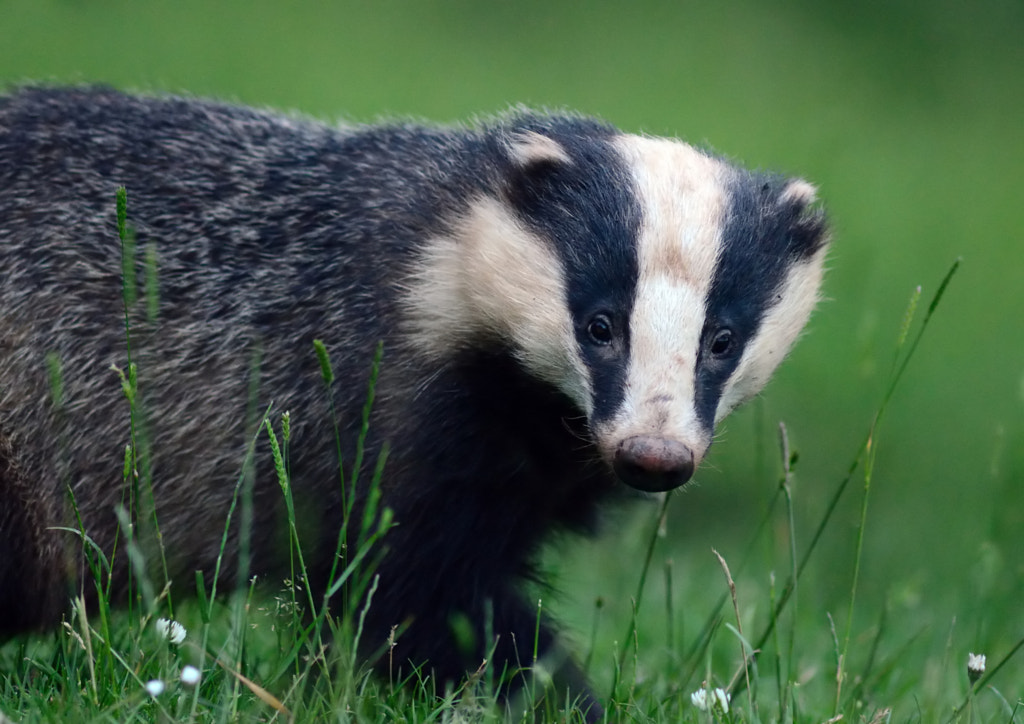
[613, 435, 695, 492]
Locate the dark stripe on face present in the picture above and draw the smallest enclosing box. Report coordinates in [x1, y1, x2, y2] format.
[498, 118, 642, 423]
[694, 169, 827, 428]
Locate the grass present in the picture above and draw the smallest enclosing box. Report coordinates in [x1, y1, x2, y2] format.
[0, 190, 1018, 722]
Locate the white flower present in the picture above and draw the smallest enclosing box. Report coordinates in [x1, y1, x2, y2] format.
[967, 652, 986, 682]
[690, 686, 730, 714]
[155, 617, 187, 645]
[144, 679, 165, 696]
[180, 665, 201, 686]
[711, 687, 730, 714]
[690, 688, 710, 710]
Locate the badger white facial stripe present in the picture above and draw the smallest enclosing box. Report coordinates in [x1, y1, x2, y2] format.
[589, 136, 730, 464]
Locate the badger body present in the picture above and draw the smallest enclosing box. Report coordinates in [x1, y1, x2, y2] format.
[0, 87, 828, 715]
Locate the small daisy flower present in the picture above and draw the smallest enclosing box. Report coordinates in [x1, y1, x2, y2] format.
[155, 617, 187, 645]
[180, 665, 201, 686]
[711, 687, 730, 714]
[967, 652, 986, 683]
[690, 686, 730, 714]
[690, 688, 710, 710]
[144, 679, 165, 697]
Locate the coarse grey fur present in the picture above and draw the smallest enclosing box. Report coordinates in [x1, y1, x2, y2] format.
[0, 86, 828, 719]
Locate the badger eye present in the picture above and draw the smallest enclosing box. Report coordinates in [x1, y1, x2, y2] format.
[586, 314, 614, 346]
[710, 328, 734, 356]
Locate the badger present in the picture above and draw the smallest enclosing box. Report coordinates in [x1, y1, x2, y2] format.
[0, 87, 828, 718]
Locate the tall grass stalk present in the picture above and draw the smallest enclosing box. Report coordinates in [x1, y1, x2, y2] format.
[613, 488, 674, 697]
[115, 187, 172, 623]
[682, 420, 804, 695]
[835, 283, 923, 714]
[750, 259, 960, 661]
[713, 548, 753, 715]
[777, 421, 799, 722]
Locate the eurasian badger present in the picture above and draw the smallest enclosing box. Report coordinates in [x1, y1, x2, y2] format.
[0, 87, 828, 716]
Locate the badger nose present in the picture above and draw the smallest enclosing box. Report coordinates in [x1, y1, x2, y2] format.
[613, 436, 695, 492]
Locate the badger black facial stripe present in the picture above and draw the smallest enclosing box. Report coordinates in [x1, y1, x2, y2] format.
[501, 121, 642, 424]
[714, 250, 827, 421]
[699, 170, 829, 426]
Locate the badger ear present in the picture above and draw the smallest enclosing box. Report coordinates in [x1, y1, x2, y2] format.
[780, 178, 829, 257]
[505, 130, 572, 170]
[501, 130, 573, 210]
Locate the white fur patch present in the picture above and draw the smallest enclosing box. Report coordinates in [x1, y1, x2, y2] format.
[402, 196, 592, 410]
[592, 135, 730, 465]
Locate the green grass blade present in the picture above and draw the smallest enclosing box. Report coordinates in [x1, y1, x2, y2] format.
[748, 257, 961, 667]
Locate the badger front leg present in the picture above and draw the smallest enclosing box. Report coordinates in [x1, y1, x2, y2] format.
[475, 590, 604, 722]
[363, 566, 602, 721]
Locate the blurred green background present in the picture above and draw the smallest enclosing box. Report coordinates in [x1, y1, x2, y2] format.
[3, 0, 1021, 702]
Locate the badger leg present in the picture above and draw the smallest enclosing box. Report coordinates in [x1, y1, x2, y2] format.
[496, 602, 604, 723]
[0, 433, 70, 635]
[362, 573, 602, 722]
[456, 590, 602, 722]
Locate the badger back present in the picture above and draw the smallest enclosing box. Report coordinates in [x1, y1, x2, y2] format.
[405, 119, 829, 493]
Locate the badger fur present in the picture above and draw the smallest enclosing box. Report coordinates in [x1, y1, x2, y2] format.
[0, 87, 828, 717]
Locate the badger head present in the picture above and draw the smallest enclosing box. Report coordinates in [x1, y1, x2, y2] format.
[407, 119, 829, 493]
